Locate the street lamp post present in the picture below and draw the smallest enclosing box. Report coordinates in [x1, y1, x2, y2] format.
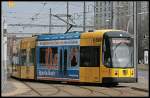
[49, 8, 51, 33]
[133, 1, 138, 82]
[2, 13, 8, 91]
[83, 1, 86, 32]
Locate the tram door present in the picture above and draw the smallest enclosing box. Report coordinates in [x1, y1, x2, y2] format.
[59, 47, 68, 78]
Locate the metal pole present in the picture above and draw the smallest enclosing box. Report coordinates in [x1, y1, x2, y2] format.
[49, 8, 51, 33]
[83, 1, 86, 32]
[94, 2, 95, 29]
[95, 1, 98, 29]
[2, 13, 4, 91]
[111, 2, 113, 29]
[133, 1, 138, 82]
[67, 2, 69, 30]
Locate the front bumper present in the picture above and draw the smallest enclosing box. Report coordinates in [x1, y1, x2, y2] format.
[102, 77, 137, 83]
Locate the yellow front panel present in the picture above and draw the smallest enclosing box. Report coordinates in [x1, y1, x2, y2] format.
[100, 65, 135, 83]
[113, 68, 134, 77]
[21, 66, 27, 79]
[118, 69, 132, 77]
[80, 67, 100, 83]
[110, 68, 119, 77]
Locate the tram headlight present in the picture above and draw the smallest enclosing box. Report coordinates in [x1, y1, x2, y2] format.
[131, 70, 134, 75]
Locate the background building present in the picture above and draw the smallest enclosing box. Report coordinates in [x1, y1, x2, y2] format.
[95, 1, 113, 29]
[95, 1, 133, 31]
[95, 1, 149, 64]
[137, 1, 149, 64]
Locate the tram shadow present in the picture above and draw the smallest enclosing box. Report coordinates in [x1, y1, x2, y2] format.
[11, 76, 127, 88]
[67, 82, 127, 88]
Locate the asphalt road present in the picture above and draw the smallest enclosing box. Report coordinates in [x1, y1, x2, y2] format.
[13, 79, 148, 97]
[138, 70, 148, 79]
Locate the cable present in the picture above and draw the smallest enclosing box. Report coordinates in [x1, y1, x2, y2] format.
[28, 2, 47, 24]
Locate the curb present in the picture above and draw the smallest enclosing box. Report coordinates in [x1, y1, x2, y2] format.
[131, 87, 149, 92]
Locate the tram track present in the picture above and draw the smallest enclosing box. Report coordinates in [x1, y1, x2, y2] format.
[62, 85, 94, 96]
[78, 86, 111, 96]
[22, 81, 123, 96]
[22, 81, 74, 96]
[49, 85, 77, 96]
[105, 85, 146, 96]
[22, 81, 93, 96]
[22, 82, 43, 96]
[20, 81, 145, 96]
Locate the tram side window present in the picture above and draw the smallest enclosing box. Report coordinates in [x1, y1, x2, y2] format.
[52, 48, 58, 66]
[103, 38, 111, 67]
[12, 53, 19, 66]
[60, 49, 62, 70]
[39, 47, 58, 66]
[40, 48, 46, 65]
[69, 47, 79, 67]
[29, 48, 35, 65]
[80, 46, 100, 67]
[20, 49, 27, 66]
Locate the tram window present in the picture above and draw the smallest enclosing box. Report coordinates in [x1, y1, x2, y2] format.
[80, 46, 100, 67]
[39, 47, 58, 66]
[52, 48, 58, 66]
[20, 49, 27, 66]
[29, 48, 35, 64]
[39, 48, 46, 65]
[60, 49, 62, 70]
[64, 49, 67, 66]
[12, 53, 19, 65]
[103, 38, 111, 67]
[69, 47, 79, 67]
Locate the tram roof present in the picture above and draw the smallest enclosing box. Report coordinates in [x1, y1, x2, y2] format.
[37, 31, 81, 41]
[80, 29, 128, 39]
[20, 37, 36, 42]
[36, 29, 129, 40]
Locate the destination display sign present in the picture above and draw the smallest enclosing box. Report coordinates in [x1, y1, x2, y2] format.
[112, 39, 130, 44]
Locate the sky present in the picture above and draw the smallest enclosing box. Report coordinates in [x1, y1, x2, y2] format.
[2, 1, 95, 35]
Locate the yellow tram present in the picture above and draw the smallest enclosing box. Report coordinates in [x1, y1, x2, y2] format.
[11, 29, 137, 85]
[12, 37, 36, 79]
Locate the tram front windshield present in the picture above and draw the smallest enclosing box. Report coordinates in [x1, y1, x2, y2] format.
[110, 38, 133, 68]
